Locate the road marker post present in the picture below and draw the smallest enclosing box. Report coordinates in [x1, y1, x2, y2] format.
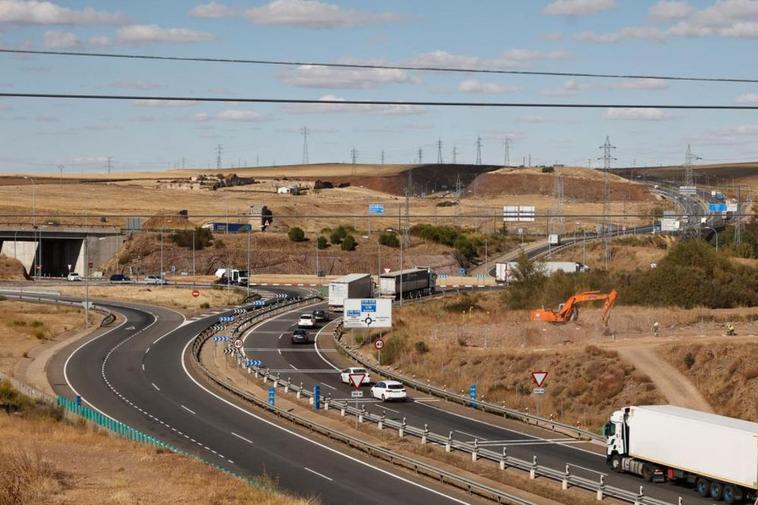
[267, 387, 275, 408]
[469, 384, 477, 407]
[313, 384, 320, 410]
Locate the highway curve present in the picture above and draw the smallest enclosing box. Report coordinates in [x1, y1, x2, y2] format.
[244, 300, 713, 505]
[48, 293, 480, 505]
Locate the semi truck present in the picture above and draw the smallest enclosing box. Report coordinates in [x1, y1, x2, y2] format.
[495, 261, 589, 283]
[328, 273, 373, 312]
[605, 405, 757, 503]
[214, 268, 249, 286]
[378, 267, 436, 300]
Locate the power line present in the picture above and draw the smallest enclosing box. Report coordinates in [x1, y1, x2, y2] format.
[3, 48, 758, 84]
[1, 92, 758, 110]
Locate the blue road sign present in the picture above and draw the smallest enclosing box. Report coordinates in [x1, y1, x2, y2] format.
[469, 384, 477, 407]
[708, 203, 727, 213]
[360, 299, 377, 312]
[253, 299, 266, 306]
[245, 359, 263, 367]
[268, 387, 275, 407]
[219, 315, 235, 323]
[75, 394, 81, 406]
[213, 335, 230, 343]
[368, 203, 385, 215]
[313, 384, 321, 410]
[459, 267, 466, 275]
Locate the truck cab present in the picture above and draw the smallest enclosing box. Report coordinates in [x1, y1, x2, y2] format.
[604, 408, 627, 471]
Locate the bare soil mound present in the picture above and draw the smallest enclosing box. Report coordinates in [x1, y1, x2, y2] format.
[142, 212, 196, 231]
[468, 167, 650, 202]
[0, 255, 28, 280]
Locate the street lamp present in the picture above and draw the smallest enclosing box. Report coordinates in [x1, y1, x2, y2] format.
[23, 176, 38, 279]
[703, 226, 719, 251]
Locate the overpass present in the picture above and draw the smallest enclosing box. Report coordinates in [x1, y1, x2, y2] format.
[0, 224, 124, 277]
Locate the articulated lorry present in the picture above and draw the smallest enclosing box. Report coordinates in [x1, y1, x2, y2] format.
[328, 273, 373, 312]
[605, 405, 757, 504]
[495, 261, 589, 283]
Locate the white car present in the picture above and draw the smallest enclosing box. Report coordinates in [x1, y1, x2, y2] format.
[66, 272, 82, 282]
[339, 367, 370, 386]
[297, 313, 315, 328]
[371, 380, 407, 402]
[144, 275, 167, 285]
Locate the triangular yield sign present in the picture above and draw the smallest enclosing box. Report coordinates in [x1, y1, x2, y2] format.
[531, 371, 548, 388]
[348, 373, 366, 389]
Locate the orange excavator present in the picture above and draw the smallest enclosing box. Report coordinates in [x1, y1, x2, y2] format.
[530, 290, 618, 325]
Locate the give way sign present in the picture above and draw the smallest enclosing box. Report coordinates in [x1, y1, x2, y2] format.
[348, 373, 366, 389]
[531, 371, 548, 388]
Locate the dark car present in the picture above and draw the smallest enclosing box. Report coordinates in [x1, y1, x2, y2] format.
[312, 310, 328, 323]
[109, 274, 131, 283]
[291, 329, 308, 344]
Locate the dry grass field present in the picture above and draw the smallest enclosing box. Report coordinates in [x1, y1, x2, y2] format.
[57, 285, 246, 312]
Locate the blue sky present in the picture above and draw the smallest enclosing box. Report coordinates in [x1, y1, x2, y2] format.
[2, 0, 758, 173]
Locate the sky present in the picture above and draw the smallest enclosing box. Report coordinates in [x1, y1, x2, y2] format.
[2, 0, 758, 173]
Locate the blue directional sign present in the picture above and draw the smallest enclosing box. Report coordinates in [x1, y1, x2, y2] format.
[469, 384, 477, 407]
[245, 359, 263, 367]
[708, 203, 727, 213]
[253, 299, 266, 306]
[219, 315, 235, 323]
[268, 387, 275, 407]
[459, 267, 466, 275]
[368, 203, 385, 215]
[213, 335, 231, 343]
[313, 384, 321, 410]
[360, 299, 377, 313]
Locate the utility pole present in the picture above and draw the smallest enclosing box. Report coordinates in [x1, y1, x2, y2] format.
[452, 146, 457, 164]
[417, 147, 423, 164]
[598, 136, 616, 271]
[301, 126, 309, 164]
[350, 147, 358, 165]
[504, 137, 511, 166]
[106, 156, 112, 174]
[735, 184, 742, 244]
[58, 164, 64, 187]
[381, 149, 385, 165]
[475, 136, 483, 165]
[436, 139, 443, 164]
[216, 144, 223, 170]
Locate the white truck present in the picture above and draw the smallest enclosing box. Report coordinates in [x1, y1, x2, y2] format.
[328, 273, 372, 312]
[495, 261, 589, 283]
[605, 405, 757, 504]
[214, 268, 249, 286]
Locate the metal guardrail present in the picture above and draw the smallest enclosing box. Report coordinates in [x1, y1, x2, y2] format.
[331, 325, 604, 443]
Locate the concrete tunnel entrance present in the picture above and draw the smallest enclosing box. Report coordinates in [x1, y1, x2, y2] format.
[0, 238, 84, 277]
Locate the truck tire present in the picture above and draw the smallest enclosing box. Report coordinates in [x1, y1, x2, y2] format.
[722, 484, 742, 504]
[696, 478, 711, 497]
[641, 463, 655, 482]
[710, 481, 724, 501]
[608, 454, 622, 473]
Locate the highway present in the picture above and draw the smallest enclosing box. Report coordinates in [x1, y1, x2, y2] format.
[243, 301, 713, 505]
[44, 292, 481, 505]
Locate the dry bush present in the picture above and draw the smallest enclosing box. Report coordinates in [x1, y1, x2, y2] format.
[0, 446, 61, 505]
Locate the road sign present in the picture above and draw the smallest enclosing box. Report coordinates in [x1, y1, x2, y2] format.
[503, 205, 535, 222]
[374, 339, 384, 350]
[191, 289, 200, 298]
[368, 203, 385, 215]
[469, 384, 477, 407]
[313, 384, 320, 410]
[233, 338, 243, 349]
[679, 185, 697, 196]
[351, 390, 364, 398]
[268, 387, 275, 407]
[708, 203, 727, 213]
[348, 373, 366, 389]
[219, 315, 235, 323]
[533, 388, 545, 395]
[459, 267, 466, 275]
[343, 298, 392, 329]
[531, 371, 548, 388]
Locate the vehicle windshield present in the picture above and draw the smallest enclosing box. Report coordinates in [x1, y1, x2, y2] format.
[603, 422, 616, 437]
[354, 369, 367, 374]
[301, 314, 312, 319]
[387, 384, 404, 390]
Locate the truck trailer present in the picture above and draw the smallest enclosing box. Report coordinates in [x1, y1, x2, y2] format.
[605, 405, 757, 503]
[328, 273, 373, 312]
[378, 267, 436, 300]
[495, 261, 589, 283]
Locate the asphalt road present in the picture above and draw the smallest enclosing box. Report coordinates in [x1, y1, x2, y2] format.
[46, 293, 480, 505]
[246, 302, 714, 505]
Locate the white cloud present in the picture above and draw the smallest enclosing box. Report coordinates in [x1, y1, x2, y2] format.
[409, 48, 570, 71]
[0, 0, 124, 25]
[216, 109, 266, 122]
[285, 94, 424, 115]
[43, 30, 80, 48]
[517, 115, 550, 123]
[88, 35, 111, 47]
[190, 2, 236, 18]
[502, 48, 571, 61]
[603, 108, 672, 120]
[110, 80, 161, 90]
[736, 92, 758, 103]
[544, 0, 616, 16]
[134, 99, 199, 107]
[458, 79, 525, 94]
[280, 65, 414, 89]
[117, 24, 216, 45]
[575, 26, 667, 43]
[243, 0, 406, 29]
[649, 1, 694, 20]
[542, 79, 591, 96]
[610, 78, 669, 90]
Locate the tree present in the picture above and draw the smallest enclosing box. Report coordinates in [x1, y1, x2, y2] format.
[378, 231, 400, 248]
[330, 225, 348, 245]
[341, 235, 357, 251]
[317, 236, 328, 249]
[171, 227, 213, 250]
[288, 226, 305, 242]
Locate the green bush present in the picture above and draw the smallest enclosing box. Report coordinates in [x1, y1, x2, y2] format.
[414, 341, 430, 354]
[443, 293, 483, 313]
[378, 231, 400, 248]
[381, 334, 407, 365]
[288, 226, 306, 242]
[171, 227, 213, 250]
[330, 225, 349, 245]
[683, 352, 695, 369]
[317, 236, 328, 249]
[341, 235, 357, 251]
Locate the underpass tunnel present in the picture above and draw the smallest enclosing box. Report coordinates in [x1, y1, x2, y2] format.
[35, 238, 84, 277]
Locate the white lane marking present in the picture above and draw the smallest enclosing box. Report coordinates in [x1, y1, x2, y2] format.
[180, 338, 471, 505]
[454, 429, 482, 439]
[277, 349, 282, 355]
[141, 363, 145, 371]
[145, 346, 151, 354]
[378, 405, 399, 413]
[313, 322, 341, 371]
[289, 363, 298, 370]
[151, 382, 160, 391]
[278, 333, 283, 340]
[304, 467, 333, 482]
[320, 382, 337, 391]
[568, 464, 607, 477]
[231, 432, 254, 444]
[181, 404, 197, 415]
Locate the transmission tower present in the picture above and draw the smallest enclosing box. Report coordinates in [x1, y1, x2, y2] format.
[350, 147, 358, 165]
[436, 139, 443, 164]
[455, 173, 464, 200]
[550, 171, 564, 235]
[380, 149, 385, 165]
[598, 136, 616, 270]
[300, 127, 309, 164]
[417, 147, 423, 164]
[106, 156, 112, 174]
[216, 144, 223, 170]
[475, 136, 483, 165]
[504, 137, 511, 166]
[452, 146, 458, 164]
[683, 144, 701, 186]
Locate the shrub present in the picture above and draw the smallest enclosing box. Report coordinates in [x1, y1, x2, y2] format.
[199, 302, 210, 309]
[381, 334, 407, 365]
[316, 236, 328, 249]
[683, 352, 695, 369]
[214, 239, 225, 249]
[171, 227, 213, 250]
[443, 293, 483, 313]
[330, 225, 348, 245]
[414, 341, 429, 354]
[541, 165, 555, 173]
[378, 231, 400, 248]
[341, 235, 356, 251]
[287, 226, 305, 242]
